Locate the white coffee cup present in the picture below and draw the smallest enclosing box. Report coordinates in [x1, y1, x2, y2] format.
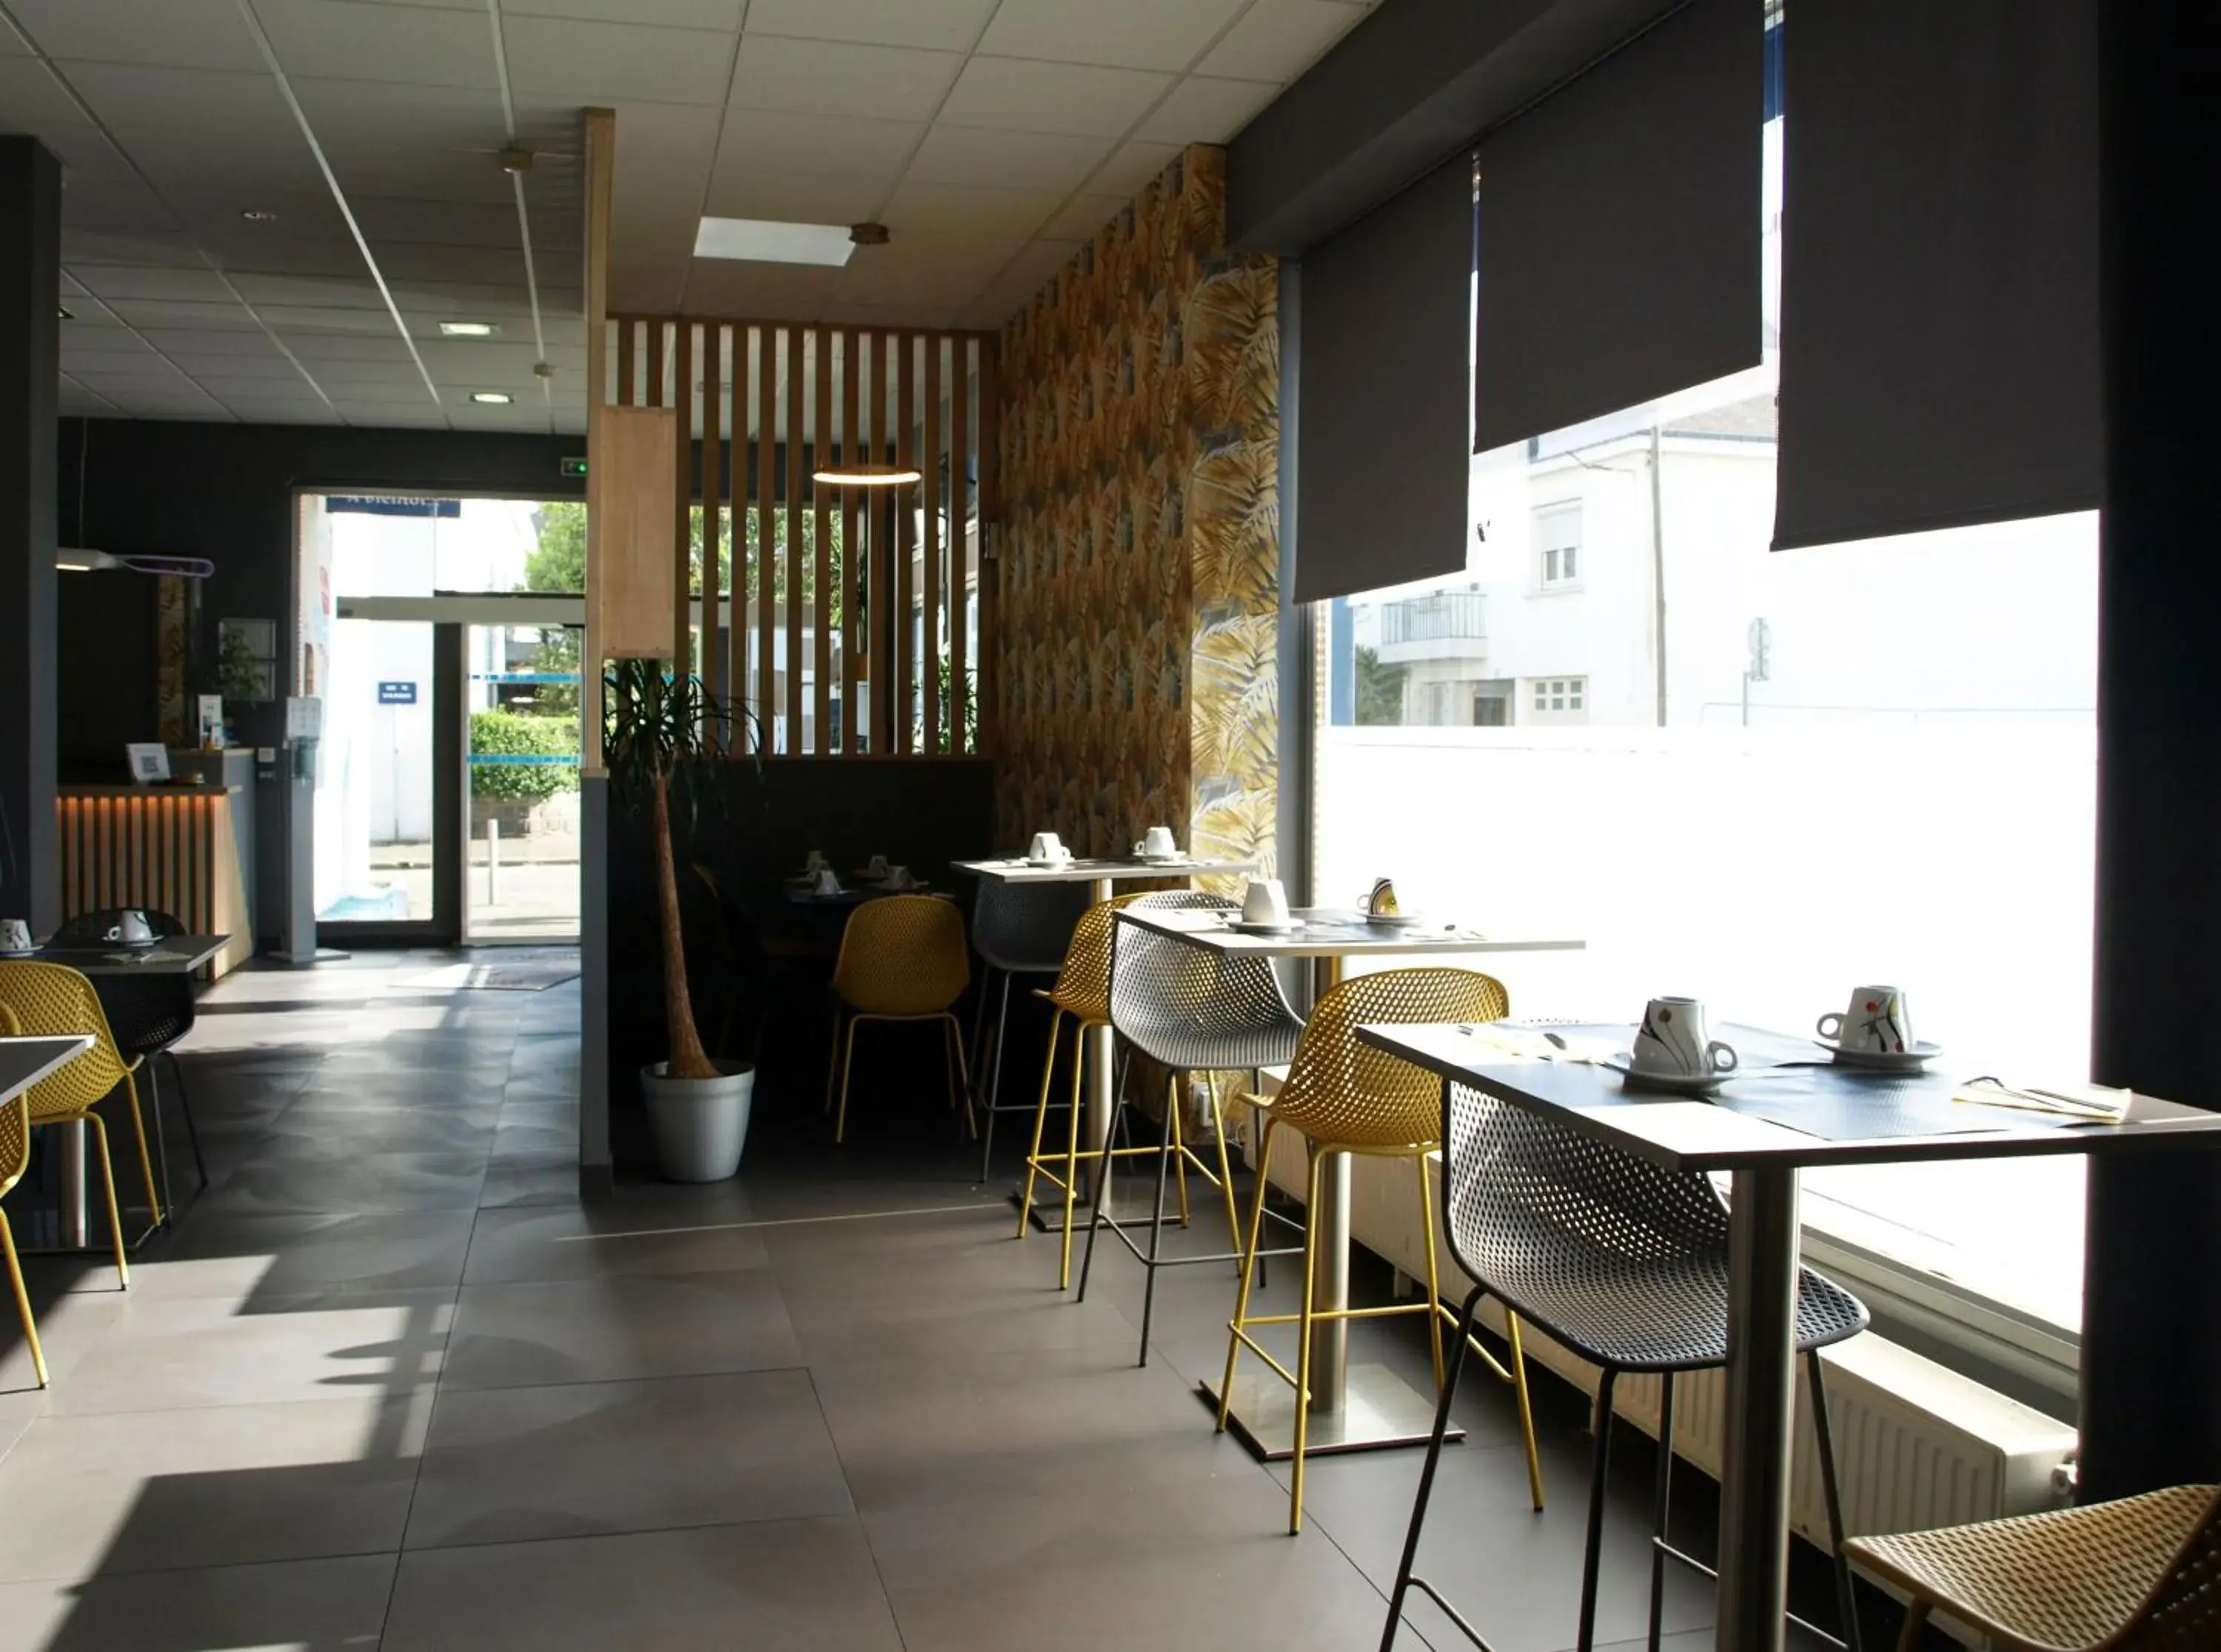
[104, 910, 155, 947]
[1632, 996, 1738, 1078]
[1818, 987, 1912, 1054]
[813, 868, 842, 896]
[0, 918, 31, 955]
[1134, 825, 1177, 859]
[803, 849, 828, 874]
[1028, 832, 1068, 865]
[1241, 879, 1293, 928]
[865, 853, 890, 877]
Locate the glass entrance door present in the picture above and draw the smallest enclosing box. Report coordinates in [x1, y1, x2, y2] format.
[316, 617, 453, 936]
[465, 624, 582, 941]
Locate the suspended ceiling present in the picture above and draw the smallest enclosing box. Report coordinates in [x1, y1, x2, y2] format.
[0, 0, 1381, 434]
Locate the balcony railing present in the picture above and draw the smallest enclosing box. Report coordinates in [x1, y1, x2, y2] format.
[1380, 591, 1487, 646]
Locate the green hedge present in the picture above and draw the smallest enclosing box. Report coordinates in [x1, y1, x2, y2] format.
[469, 711, 580, 804]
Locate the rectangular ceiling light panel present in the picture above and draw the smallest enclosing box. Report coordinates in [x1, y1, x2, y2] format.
[694, 216, 856, 266]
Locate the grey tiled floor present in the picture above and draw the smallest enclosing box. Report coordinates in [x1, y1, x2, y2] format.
[0, 951, 1903, 1651]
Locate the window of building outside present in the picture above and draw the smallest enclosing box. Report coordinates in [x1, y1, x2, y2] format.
[1538, 503, 1582, 588]
[1313, 78, 2097, 1373]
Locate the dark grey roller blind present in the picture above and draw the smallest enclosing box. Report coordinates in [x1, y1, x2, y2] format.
[1293, 150, 1476, 605]
[1475, 0, 1761, 454]
[1773, 0, 2100, 549]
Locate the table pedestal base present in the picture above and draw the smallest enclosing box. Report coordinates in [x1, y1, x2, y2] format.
[1199, 1364, 1467, 1461]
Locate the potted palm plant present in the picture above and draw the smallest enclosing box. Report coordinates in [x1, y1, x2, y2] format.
[604, 659, 755, 1181]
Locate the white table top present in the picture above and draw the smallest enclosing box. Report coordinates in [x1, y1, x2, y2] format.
[0, 1035, 94, 1104]
[954, 856, 1262, 884]
[7, 935, 230, 975]
[1359, 1019, 2221, 1172]
[1116, 905, 1587, 961]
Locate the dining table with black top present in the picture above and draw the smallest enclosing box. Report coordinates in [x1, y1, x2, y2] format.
[1361, 1017, 2221, 1652]
[1112, 904, 1587, 1461]
[1, 933, 227, 1250]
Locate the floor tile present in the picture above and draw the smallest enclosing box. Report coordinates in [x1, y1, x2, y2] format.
[406, 1369, 850, 1550]
[115, 1211, 477, 1301]
[441, 1272, 800, 1390]
[461, 1203, 771, 1286]
[0, 1552, 396, 1652]
[0, 1396, 425, 1580]
[49, 1289, 451, 1414]
[380, 1518, 904, 1651]
[198, 1152, 486, 1216]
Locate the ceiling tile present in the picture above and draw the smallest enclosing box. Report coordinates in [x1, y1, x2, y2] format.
[5, 0, 267, 73]
[1133, 75, 1279, 144]
[1195, 0, 1370, 83]
[743, 0, 998, 52]
[976, 0, 1249, 72]
[937, 56, 1172, 138]
[252, 303, 405, 334]
[71, 263, 240, 302]
[225, 272, 387, 309]
[1082, 140, 1183, 201]
[276, 332, 416, 361]
[680, 259, 836, 316]
[880, 178, 1062, 238]
[906, 123, 1110, 192]
[288, 76, 567, 150]
[58, 64, 296, 138]
[500, 16, 737, 105]
[0, 56, 100, 124]
[161, 353, 308, 380]
[1040, 192, 1130, 242]
[708, 107, 922, 183]
[698, 169, 886, 227]
[504, 0, 743, 24]
[728, 35, 962, 122]
[252, 0, 498, 87]
[104, 298, 267, 331]
[134, 326, 287, 355]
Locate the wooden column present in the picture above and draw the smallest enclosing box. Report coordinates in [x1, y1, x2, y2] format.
[922, 333, 942, 755]
[840, 329, 861, 751]
[978, 338, 999, 756]
[950, 338, 970, 756]
[756, 327, 776, 750]
[814, 327, 832, 754]
[671, 320, 693, 668]
[785, 330, 804, 750]
[895, 331, 916, 754]
[702, 323, 724, 707]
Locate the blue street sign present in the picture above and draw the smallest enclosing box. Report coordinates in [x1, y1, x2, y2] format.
[377, 681, 418, 705]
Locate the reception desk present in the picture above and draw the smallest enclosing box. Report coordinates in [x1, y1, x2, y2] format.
[56, 768, 255, 978]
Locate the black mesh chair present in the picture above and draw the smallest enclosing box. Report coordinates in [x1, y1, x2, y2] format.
[1076, 893, 1305, 1365]
[50, 910, 207, 1209]
[968, 879, 1091, 1181]
[1381, 1083, 1869, 1652]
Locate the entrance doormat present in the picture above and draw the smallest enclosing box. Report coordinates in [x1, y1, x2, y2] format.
[399, 957, 580, 992]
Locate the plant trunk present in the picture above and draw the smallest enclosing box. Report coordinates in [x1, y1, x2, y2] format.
[652, 769, 717, 1081]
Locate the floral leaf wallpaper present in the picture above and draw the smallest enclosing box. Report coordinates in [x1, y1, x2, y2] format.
[994, 144, 1280, 881]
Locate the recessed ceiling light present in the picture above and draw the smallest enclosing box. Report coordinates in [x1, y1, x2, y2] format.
[471, 392, 513, 405]
[694, 216, 855, 267]
[241, 209, 279, 223]
[440, 320, 500, 338]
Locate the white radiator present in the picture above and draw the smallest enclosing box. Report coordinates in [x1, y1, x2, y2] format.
[1233, 1093, 2077, 1639]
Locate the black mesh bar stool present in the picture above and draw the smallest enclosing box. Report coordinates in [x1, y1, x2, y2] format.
[968, 879, 1091, 1182]
[1076, 893, 1305, 1366]
[52, 909, 207, 1212]
[1381, 1081, 1869, 1652]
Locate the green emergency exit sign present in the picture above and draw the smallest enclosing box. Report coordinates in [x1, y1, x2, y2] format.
[560, 456, 588, 479]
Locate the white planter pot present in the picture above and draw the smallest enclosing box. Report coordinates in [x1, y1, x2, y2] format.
[641, 1061, 754, 1182]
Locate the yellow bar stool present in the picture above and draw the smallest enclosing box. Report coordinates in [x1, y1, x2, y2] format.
[825, 896, 976, 1144]
[0, 962, 160, 1289]
[1014, 890, 1242, 1291]
[1217, 966, 1546, 1536]
[0, 1004, 51, 1386]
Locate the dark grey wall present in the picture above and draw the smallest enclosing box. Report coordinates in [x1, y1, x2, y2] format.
[55, 415, 585, 937]
[1, 138, 61, 932]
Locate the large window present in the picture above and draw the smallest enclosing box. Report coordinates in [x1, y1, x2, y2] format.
[1311, 50, 2096, 1357]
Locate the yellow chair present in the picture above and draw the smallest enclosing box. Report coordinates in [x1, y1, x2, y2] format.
[1013, 893, 1220, 1290]
[1845, 1483, 2221, 1652]
[0, 963, 161, 1287]
[1, 1004, 52, 1387]
[1218, 966, 1546, 1535]
[825, 896, 974, 1144]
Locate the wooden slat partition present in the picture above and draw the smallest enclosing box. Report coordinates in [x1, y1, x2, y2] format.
[951, 338, 970, 756]
[840, 333, 860, 753]
[755, 328, 775, 751]
[703, 322, 724, 707]
[598, 314, 999, 759]
[56, 790, 252, 978]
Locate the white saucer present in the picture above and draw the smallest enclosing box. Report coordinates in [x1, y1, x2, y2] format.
[1363, 911, 1428, 929]
[1230, 919, 1302, 935]
[1604, 1058, 1729, 1095]
[1814, 1037, 1943, 1071]
[1137, 853, 1190, 866]
[0, 948, 35, 960]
